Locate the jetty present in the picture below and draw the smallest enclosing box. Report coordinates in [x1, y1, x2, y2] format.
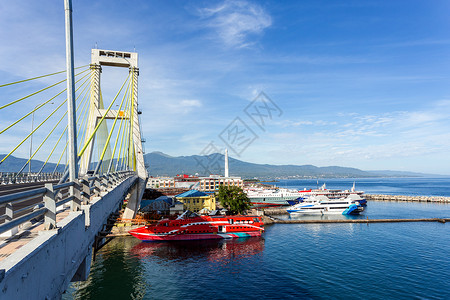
[366, 194, 450, 203]
[261, 216, 449, 224]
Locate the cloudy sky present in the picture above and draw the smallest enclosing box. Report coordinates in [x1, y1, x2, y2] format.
[1, 0, 450, 174]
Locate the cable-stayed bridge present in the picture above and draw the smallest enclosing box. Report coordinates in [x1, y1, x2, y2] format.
[0, 47, 148, 299]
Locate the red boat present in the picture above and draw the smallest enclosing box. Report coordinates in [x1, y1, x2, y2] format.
[129, 211, 264, 242]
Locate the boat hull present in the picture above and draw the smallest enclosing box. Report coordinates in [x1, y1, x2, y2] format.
[130, 231, 262, 242]
[287, 209, 362, 215]
[129, 214, 265, 242]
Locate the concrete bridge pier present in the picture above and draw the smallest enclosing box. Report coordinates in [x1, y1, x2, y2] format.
[122, 177, 147, 220]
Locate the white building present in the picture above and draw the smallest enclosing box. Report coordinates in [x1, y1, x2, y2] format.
[147, 177, 175, 188]
[198, 175, 243, 192]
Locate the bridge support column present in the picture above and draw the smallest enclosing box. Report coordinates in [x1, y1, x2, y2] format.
[123, 177, 146, 219]
[122, 66, 147, 219]
[71, 247, 92, 282]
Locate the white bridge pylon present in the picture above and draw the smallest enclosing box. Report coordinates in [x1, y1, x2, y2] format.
[80, 49, 147, 218]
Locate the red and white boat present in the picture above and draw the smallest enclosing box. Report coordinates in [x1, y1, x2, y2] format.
[129, 211, 264, 242]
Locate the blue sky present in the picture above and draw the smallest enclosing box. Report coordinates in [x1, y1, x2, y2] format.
[1, 0, 450, 174]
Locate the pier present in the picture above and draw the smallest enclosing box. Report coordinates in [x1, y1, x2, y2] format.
[262, 216, 449, 224]
[365, 194, 450, 203]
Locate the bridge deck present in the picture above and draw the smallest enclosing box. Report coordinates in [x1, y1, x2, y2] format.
[0, 206, 71, 261]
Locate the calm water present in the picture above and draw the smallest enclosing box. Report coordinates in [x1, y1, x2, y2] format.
[65, 178, 450, 300]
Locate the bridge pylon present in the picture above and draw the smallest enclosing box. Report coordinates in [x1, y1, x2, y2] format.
[79, 49, 147, 218]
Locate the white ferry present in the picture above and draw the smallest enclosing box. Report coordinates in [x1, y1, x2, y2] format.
[286, 194, 365, 215]
[244, 187, 304, 207]
[288, 183, 366, 205]
[245, 183, 366, 207]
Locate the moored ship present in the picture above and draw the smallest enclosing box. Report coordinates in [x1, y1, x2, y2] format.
[245, 183, 366, 207]
[129, 211, 264, 242]
[287, 194, 365, 215]
[244, 187, 305, 207]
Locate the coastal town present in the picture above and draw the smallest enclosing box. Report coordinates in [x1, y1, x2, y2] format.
[0, 1, 449, 299]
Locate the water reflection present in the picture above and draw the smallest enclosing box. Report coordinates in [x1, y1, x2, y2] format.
[66, 238, 147, 300]
[131, 237, 265, 264]
[281, 213, 365, 221]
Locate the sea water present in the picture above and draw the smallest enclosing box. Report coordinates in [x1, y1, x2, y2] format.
[65, 178, 450, 299]
[274, 177, 450, 197]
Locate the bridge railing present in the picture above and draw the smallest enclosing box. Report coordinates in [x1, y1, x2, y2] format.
[0, 173, 63, 185]
[0, 170, 134, 235]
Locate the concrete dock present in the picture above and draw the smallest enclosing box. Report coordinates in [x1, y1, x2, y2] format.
[269, 217, 449, 224]
[366, 194, 450, 203]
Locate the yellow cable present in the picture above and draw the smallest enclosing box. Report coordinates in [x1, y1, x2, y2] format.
[0, 100, 67, 164]
[21, 74, 92, 171]
[96, 76, 131, 172]
[78, 73, 131, 157]
[39, 74, 92, 172]
[0, 68, 89, 110]
[0, 72, 91, 135]
[0, 65, 89, 88]
[109, 83, 131, 172]
[53, 140, 68, 174]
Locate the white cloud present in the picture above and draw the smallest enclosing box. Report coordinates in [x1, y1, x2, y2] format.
[262, 100, 450, 172]
[197, 0, 272, 48]
[180, 99, 202, 108]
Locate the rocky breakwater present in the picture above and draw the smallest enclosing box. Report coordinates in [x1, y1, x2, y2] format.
[366, 194, 450, 203]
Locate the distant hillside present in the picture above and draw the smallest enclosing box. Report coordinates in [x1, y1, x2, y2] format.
[1, 152, 440, 179]
[144, 152, 379, 179]
[366, 170, 443, 177]
[0, 155, 65, 173]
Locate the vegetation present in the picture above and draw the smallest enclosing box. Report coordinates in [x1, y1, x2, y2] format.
[216, 185, 252, 215]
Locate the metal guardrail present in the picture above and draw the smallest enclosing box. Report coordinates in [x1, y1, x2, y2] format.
[0, 173, 63, 185]
[0, 171, 134, 235]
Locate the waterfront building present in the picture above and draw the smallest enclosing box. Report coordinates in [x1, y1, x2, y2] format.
[174, 174, 200, 188]
[198, 175, 244, 192]
[175, 189, 216, 212]
[147, 177, 175, 188]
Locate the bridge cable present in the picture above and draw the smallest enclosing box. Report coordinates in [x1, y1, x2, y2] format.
[23, 74, 92, 175]
[120, 89, 133, 171]
[108, 78, 132, 173]
[76, 84, 92, 150]
[0, 67, 89, 111]
[0, 65, 89, 88]
[108, 82, 132, 173]
[16, 79, 91, 176]
[77, 73, 131, 158]
[93, 76, 131, 175]
[38, 75, 92, 174]
[0, 71, 91, 135]
[0, 72, 91, 165]
[53, 141, 68, 175]
[116, 108, 129, 171]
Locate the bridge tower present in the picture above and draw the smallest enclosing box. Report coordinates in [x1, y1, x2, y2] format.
[80, 49, 147, 218]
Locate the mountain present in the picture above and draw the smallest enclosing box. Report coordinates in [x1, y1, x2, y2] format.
[366, 170, 445, 177]
[144, 152, 381, 179]
[0, 154, 66, 173]
[1, 152, 441, 179]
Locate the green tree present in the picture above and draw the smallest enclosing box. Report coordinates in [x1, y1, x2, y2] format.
[216, 185, 252, 215]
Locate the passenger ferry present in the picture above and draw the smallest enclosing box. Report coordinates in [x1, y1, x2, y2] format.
[286, 194, 365, 215]
[245, 183, 365, 207]
[129, 210, 264, 242]
[244, 187, 304, 207]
